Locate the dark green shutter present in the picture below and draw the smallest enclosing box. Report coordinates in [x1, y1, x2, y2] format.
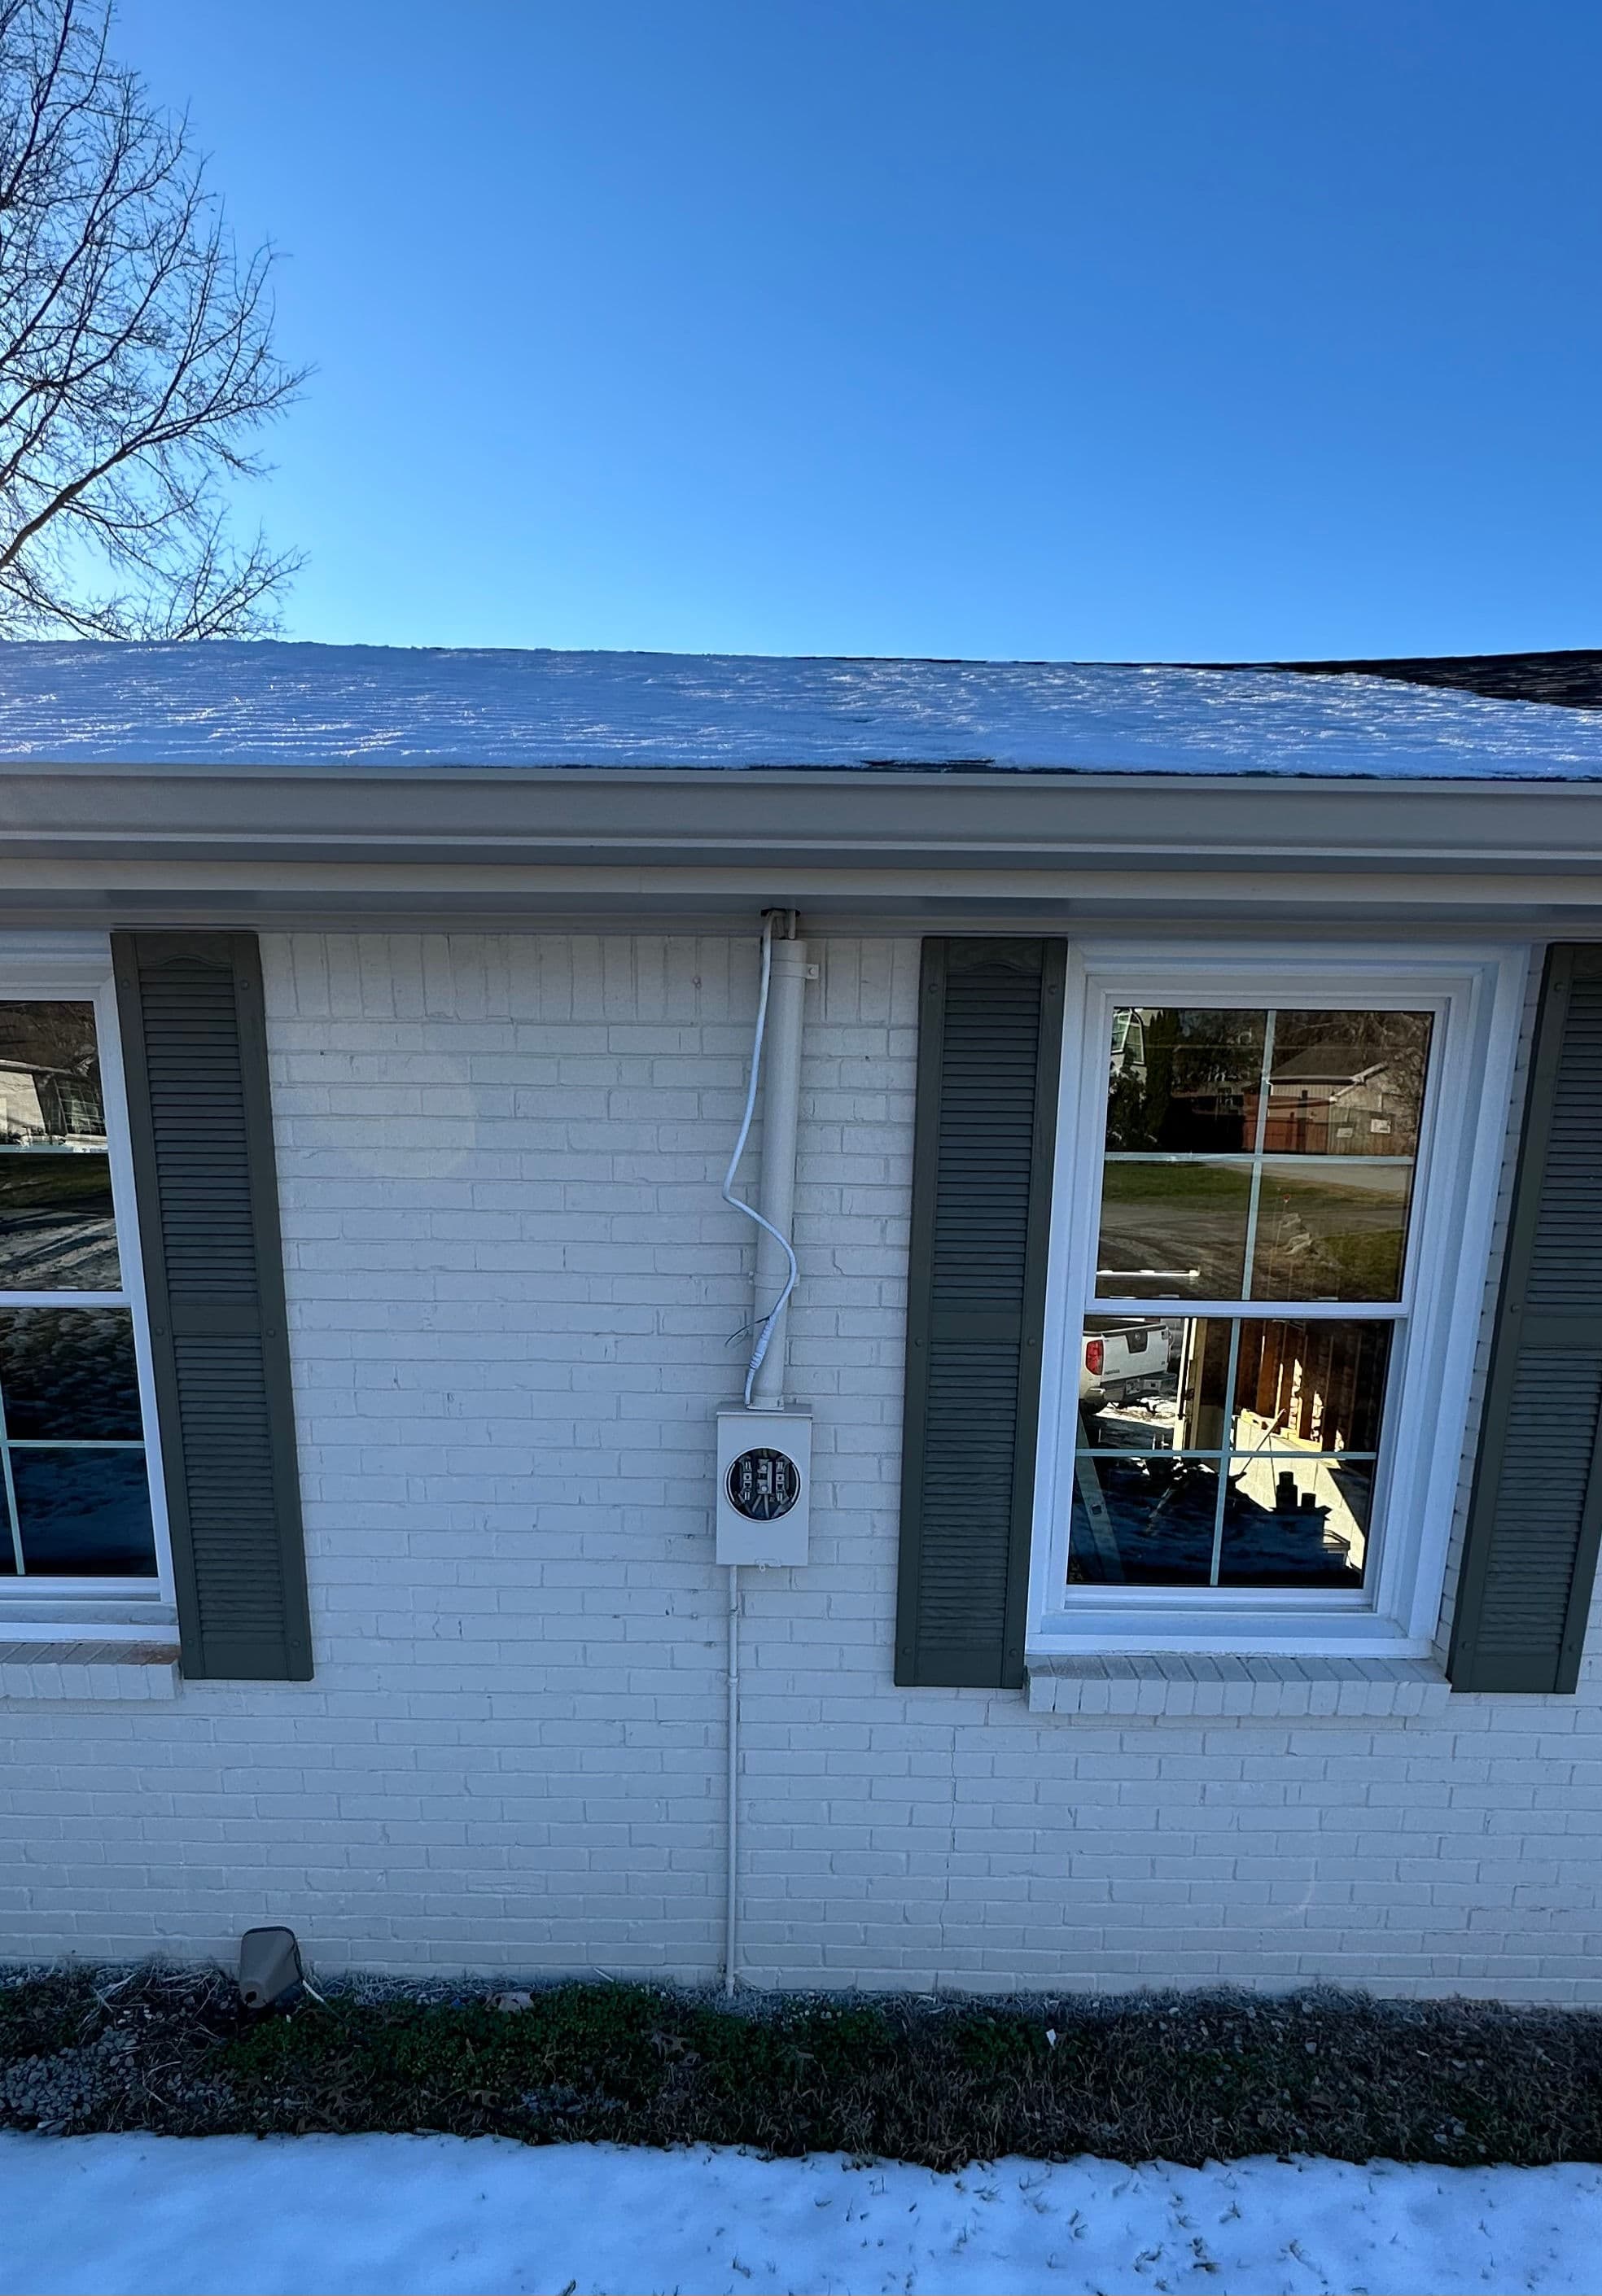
[1450, 945, 1602, 1694]
[113, 933, 312, 1681]
[895, 938, 1065, 1688]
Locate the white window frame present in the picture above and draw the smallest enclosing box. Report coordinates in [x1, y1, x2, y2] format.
[0, 932, 174, 1613]
[1027, 937, 1529, 1660]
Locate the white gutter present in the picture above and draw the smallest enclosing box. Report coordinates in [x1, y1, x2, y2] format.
[9, 767, 1602, 879]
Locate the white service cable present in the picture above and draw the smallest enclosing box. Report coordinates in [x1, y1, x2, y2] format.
[721, 913, 800, 1406]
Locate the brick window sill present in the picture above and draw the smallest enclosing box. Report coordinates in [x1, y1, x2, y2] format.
[1024, 1652, 1450, 1719]
[0, 1641, 181, 1700]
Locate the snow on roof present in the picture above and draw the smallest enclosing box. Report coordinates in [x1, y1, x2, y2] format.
[1, 640, 1601, 777]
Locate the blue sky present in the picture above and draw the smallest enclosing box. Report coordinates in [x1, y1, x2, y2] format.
[124, 1, 1601, 661]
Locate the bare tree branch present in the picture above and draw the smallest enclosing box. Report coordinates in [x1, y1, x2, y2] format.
[0, 0, 304, 639]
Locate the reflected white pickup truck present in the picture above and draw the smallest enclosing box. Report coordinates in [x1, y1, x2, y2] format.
[1081, 1319, 1176, 1413]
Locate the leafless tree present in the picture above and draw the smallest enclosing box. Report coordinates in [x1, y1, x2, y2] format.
[0, 0, 304, 640]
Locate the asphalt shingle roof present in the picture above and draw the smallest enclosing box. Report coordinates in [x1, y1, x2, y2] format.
[2, 641, 1601, 777]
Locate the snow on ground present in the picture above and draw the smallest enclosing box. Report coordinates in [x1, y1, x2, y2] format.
[1, 640, 1601, 776]
[2, 2135, 1600, 2296]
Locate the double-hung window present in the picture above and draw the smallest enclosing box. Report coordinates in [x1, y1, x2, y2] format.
[0, 955, 164, 1593]
[1031, 943, 1525, 1656]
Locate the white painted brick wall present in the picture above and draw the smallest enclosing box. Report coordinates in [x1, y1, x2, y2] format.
[4, 931, 1600, 1999]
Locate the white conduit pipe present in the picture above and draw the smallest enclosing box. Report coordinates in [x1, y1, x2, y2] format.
[748, 921, 809, 1411]
[720, 914, 801, 1407]
[718, 911, 807, 1994]
[724, 1569, 739, 1997]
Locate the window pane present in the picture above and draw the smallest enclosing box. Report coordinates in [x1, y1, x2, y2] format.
[0, 1154, 120, 1290]
[1068, 1453, 1219, 1585]
[1080, 1314, 1232, 1450]
[1063, 1320, 1394, 1592]
[1107, 1008, 1266, 1152]
[1230, 1318, 1391, 1454]
[1250, 1161, 1412, 1303]
[1266, 1011, 1432, 1157]
[1096, 1159, 1251, 1299]
[0, 1003, 107, 1146]
[0, 1309, 142, 1440]
[1077, 993, 1431, 1607]
[11, 1448, 157, 1577]
[1217, 1453, 1372, 1587]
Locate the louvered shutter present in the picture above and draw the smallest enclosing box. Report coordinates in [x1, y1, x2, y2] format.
[895, 938, 1065, 1688]
[113, 934, 311, 1681]
[1450, 945, 1602, 1693]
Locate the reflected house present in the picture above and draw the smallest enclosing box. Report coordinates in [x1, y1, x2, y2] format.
[1262, 1045, 1387, 1154]
[1258, 1043, 1419, 1156]
[1108, 1015, 1431, 1161]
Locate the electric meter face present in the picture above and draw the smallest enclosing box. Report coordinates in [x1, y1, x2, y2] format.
[716, 1409, 811, 1563]
[725, 1447, 801, 1522]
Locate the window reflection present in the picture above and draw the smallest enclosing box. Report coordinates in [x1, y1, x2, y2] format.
[1080, 1316, 1390, 1459]
[0, 1157, 120, 1290]
[1078, 998, 1425, 1604]
[1095, 1160, 1251, 1300]
[0, 1003, 153, 1581]
[0, 1004, 107, 1146]
[1231, 1318, 1390, 1455]
[1263, 1012, 1431, 1159]
[1081, 1313, 1231, 1450]
[1251, 1161, 1412, 1303]
[1218, 1454, 1372, 1587]
[1070, 1315, 1388, 1591]
[11, 1450, 155, 1577]
[1106, 1009, 1265, 1153]
[0, 1309, 142, 1440]
[1068, 1446, 1369, 1590]
[1069, 1455, 1218, 1585]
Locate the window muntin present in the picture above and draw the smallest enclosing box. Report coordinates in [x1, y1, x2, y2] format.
[0, 1000, 157, 1581]
[1068, 1002, 1433, 1597]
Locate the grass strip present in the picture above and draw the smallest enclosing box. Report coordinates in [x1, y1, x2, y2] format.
[3, 1966, 1599, 2168]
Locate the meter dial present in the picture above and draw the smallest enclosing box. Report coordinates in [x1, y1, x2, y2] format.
[725, 1447, 801, 1522]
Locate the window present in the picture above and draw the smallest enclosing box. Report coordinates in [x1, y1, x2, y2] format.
[1031, 946, 1526, 1655]
[0, 977, 163, 1588]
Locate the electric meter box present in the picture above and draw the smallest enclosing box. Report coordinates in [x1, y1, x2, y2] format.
[716, 1408, 812, 1565]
